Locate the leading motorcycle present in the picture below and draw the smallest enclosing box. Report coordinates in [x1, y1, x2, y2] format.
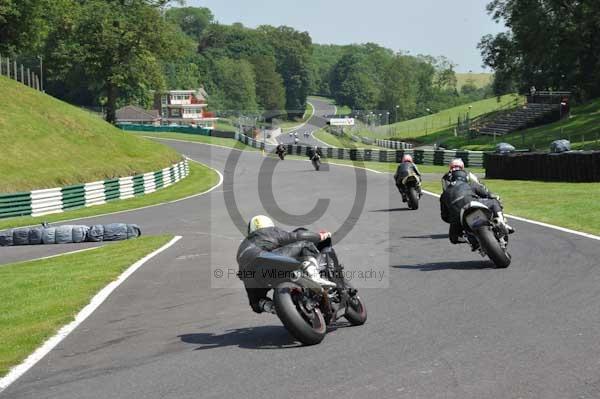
[275, 146, 286, 160]
[311, 153, 321, 171]
[461, 201, 512, 268]
[251, 236, 367, 345]
[399, 172, 422, 210]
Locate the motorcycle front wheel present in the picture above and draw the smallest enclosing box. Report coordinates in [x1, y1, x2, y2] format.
[344, 294, 367, 325]
[475, 227, 511, 268]
[273, 282, 326, 345]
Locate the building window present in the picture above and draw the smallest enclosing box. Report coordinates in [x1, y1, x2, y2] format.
[171, 108, 180, 117]
[161, 95, 167, 105]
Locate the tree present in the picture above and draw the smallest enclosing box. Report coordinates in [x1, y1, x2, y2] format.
[44, 0, 183, 122]
[165, 6, 213, 40]
[0, 0, 60, 54]
[258, 25, 312, 118]
[211, 57, 258, 113]
[479, 0, 600, 100]
[249, 56, 286, 114]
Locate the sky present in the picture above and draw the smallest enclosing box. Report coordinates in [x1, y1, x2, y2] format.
[188, 0, 506, 72]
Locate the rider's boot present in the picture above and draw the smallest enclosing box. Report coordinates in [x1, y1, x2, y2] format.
[258, 298, 276, 314]
[494, 212, 515, 235]
[302, 257, 336, 288]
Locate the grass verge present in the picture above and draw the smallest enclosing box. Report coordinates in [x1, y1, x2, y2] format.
[430, 98, 600, 151]
[0, 76, 180, 193]
[132, 132, 258, 151]
[313, 129, 379, 149]
[0, 235, 174, 377]
[421, 179, 600, 236]
[356, 94, 522, 140]
[0, 161, 219, 230]
[279, 102, 315, 131]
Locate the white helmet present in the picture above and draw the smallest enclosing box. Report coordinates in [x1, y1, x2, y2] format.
[247, 215, 274, 235]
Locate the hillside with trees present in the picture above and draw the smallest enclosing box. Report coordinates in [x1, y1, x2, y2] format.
[479, 0, 600, 101]
[1, 1, 494, 124]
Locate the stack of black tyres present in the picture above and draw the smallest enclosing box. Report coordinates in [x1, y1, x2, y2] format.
[0, 223, 141, 246]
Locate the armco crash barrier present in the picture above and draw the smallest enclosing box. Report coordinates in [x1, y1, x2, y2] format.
[0, 159, 189, 219]
[236, 133, 483, 167]
[484, 151, 600, 182]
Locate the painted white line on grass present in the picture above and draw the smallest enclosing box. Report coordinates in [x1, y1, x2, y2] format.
[419, 189, 600, 241]
[285, 101, 315, 133]
[145, 136, 253, 153]
[1, 246, 104, 267]
[502, 214, 600, 241]
[0, 235, 183, 392]
[311, 130, 335, 147]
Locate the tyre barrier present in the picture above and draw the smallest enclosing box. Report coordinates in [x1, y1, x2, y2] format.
[484, 151, 600, 182]
[0, 159, 189, 220]
[237, 133, 483, 167]
[374, 138, 414, 150]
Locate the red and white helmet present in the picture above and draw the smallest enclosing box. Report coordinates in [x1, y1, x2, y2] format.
[402, 154, 413, 163]
[449, 158, 465, 171]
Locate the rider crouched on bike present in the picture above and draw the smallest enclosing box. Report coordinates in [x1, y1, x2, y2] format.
[275, 143, 286, 155]
[307, 146, 322, 160]
[440, 164, 514, 245]
[236, 215, 334, 314]
[394, 154, 422, 202]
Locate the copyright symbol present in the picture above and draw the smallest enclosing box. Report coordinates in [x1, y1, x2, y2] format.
[213, 269, 223, 278]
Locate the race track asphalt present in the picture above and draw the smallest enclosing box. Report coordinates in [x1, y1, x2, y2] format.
[2, 128, 600, 399]
[276, 97, 334, 147]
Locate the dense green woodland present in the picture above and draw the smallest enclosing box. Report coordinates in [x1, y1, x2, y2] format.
[2, 0, 503, 124]
[479, 0, 600, 101]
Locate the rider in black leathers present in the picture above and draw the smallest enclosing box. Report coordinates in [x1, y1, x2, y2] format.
[275, 143, 286, 158]
[237, 215, 334, 313]
[394, 154, 422, 202]
[307, 146, 322, 160]
[440, 170, 513, 244]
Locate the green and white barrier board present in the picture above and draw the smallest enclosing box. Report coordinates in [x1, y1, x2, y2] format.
[0, 159, 189, 219]
[236, 133, 484, 167]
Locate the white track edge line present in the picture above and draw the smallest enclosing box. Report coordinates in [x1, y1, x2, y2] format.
[0, 235, 183, 392]
[420, 189, 599, 240]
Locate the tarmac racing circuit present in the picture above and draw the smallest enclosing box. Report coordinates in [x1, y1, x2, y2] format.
[1, 101, 600, 399]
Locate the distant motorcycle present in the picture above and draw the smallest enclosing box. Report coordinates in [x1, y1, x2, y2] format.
[399, 173, 422, 210]
[461, 201, 512, 268]
[275, 146, 286, 160]
[311, 153, 321, 171]
[251, 235, 367, 345]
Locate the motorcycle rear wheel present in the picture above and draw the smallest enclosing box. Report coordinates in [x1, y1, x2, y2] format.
[407, 187, 419, 210]
[273, 282, 326, 345]
[476, 227, 511, 268]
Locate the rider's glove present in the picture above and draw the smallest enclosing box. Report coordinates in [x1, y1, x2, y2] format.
[490, 194, 500, 201]
[319, 231, 332, 241]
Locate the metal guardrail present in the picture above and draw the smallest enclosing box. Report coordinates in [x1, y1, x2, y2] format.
[236, 133, 484, 167]
[0, 160, 189, 219]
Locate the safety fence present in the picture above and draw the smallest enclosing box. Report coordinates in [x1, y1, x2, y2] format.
[485, 151, 600, 182]
[0, 54, 43, 91]
[373, 138, 414, 150]
[0, 159, 189, 219]
[117, 124, 212, 135]
[236, 133, 484, 167]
